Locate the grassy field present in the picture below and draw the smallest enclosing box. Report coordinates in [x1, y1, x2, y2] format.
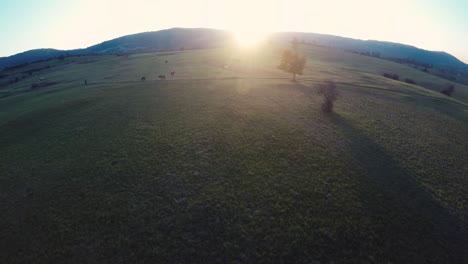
[1, 44, 467, 263]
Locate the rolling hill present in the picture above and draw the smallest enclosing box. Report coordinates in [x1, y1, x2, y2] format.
[272, 32, 468, 71]
[0, 48, 69, 69]
[1, 28, 467, 72]
[0, 28, 233, 70]
[86, 28, 234, 54]
[1, 41, 467, 263]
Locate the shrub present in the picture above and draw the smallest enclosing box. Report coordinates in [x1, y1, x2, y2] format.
[383, 72, 399, 81]
[440, 84, 455, 96]
[405, 78, 416, 84]
[30, 81, 58, 89]
[316, 80, 338, 113]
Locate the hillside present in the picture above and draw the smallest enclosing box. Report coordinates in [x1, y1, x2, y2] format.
[1, 28, 467, 73]
[0, 49, 68, 69]
[0, 28, 233, 70]
[1, 43, 467, 263]
[272, 32, 468, 71]
[86, 28, 234, 54]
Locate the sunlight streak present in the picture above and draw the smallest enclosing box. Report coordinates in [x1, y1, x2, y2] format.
[233, 28, 269, 47]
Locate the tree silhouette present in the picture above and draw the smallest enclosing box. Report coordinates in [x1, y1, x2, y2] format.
[317, 80, 338, 113]
[278, 49, 306, 81]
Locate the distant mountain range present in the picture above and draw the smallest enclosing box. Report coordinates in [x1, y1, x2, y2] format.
[1, 28, 467, 72]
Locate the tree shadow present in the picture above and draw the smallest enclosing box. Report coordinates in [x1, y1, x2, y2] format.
[329, 113, 467, 263]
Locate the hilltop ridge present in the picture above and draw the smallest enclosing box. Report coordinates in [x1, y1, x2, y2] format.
[1, 28, 467, 73]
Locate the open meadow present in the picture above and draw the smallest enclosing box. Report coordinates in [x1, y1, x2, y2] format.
[1, 43, 467, 263]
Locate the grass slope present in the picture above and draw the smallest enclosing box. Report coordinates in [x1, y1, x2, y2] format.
[1, 44, 467, 263]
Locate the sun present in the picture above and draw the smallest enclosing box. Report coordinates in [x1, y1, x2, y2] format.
[235, 31, 263, 47]
[233, 28, 269, 47]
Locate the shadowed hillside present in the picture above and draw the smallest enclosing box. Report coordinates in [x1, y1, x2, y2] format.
[1, 43, 467, 263]
[0, 28, 234, 70]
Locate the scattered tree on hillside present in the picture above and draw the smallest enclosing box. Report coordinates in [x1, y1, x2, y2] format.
[316, 80, 338, 113]
[383, 72, 399, 81]
[404, 78, 416, 84]
[440, 84, 455, 96]
[278, 49, 306, 81]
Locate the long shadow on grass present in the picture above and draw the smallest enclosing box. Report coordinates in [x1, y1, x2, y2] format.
[330, 113, 467, 263]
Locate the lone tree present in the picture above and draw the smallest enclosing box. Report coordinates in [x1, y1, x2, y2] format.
[278, 49, 306, 81]
[316, 80, 338, 113]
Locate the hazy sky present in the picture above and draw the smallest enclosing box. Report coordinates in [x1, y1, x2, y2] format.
[1, 0, 467, 63]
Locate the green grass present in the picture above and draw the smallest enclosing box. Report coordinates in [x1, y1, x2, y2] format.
[1, 44, 467, 263]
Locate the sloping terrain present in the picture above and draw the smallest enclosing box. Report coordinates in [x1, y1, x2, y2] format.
[1, 28, 467, 72]
[272, 32, 468, 71]
[1, 44, 467, 263]
[0, 28, 234, 70]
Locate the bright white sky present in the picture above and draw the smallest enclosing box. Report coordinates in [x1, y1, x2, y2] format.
[1, 0, 467, 63]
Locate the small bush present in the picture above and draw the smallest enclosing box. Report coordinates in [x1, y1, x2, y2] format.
[440, 84, 455, 96]
[405, 78, 416, 84]
[30, 81, 58, 89]
[383, 73, 399, 81]
[316, 80, 338, 113]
